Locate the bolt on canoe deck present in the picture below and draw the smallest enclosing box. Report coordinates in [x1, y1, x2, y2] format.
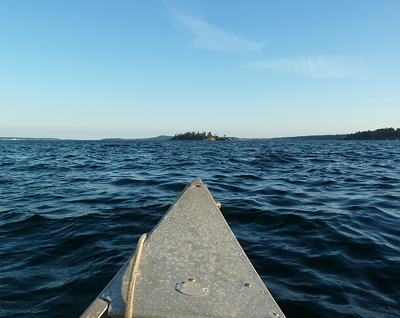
[81, 178, 285, 318]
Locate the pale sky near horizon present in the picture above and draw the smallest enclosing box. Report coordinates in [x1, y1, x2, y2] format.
[1, 0, 399, 139]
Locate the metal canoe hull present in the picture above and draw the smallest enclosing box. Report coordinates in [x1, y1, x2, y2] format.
[81, 178, 285, 318]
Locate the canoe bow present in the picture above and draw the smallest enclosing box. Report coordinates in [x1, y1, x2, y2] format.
[81, 178, 285, 318]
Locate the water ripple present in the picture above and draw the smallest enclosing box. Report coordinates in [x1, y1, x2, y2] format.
[0, 140, 399, 317]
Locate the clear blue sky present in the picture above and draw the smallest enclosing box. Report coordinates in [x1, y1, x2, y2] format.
[2, 0, 399, 139]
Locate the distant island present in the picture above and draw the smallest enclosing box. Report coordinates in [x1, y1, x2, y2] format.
[0, 137, 61, 141]
[171, 132, 235, 141]
[2, 128, 399, 141]
[102, 135, 172, 141]
[344, 127, 400, 140]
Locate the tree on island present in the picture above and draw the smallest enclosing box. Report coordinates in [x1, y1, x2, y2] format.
[171, 131, 218, 140]
[171, 131, 235, 140]
[345, 127, 400, 140]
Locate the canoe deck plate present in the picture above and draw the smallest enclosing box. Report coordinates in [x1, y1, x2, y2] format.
[175, 278, 209, 297]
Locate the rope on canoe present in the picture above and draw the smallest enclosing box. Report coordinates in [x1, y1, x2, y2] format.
[125, 233, 147, 318]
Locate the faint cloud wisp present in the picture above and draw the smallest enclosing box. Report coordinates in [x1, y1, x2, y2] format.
[170, 10, 266, 54]
[246, 56, 369, 79]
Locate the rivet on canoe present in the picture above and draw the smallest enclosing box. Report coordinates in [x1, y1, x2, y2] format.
[244, 283, 253, 288]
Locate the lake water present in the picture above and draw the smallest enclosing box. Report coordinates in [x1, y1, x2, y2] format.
[1, 140, 399, 317]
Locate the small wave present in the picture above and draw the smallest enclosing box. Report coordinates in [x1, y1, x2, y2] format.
[1, 140, 399, 317]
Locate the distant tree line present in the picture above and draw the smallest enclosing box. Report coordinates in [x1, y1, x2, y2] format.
[345, 127, 400, 140]
[171, 132, 236, 140]
[171, 131, 219, 140]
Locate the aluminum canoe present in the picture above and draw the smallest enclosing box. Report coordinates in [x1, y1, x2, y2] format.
[80, 178, 285, 318]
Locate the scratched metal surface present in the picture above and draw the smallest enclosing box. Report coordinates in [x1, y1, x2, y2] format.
[81, 178, 285, 318]
[130, 178, 285, 318]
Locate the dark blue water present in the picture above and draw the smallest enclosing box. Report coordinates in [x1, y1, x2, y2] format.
[1, 140, 399, 317]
